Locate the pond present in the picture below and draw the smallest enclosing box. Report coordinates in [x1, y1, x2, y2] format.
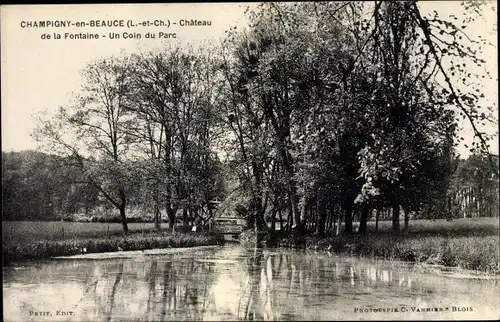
[3, 245, 499, 321]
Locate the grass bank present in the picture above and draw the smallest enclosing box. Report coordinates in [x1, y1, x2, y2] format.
[244, 218, 499, 275]
[2, 231, 224, 265]
[278, 234, 499, 274]
[2, 221, 168, 245]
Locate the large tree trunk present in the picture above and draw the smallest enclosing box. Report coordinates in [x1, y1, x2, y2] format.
[316, 209, 327, 236]
[286, 195, 293, 232]
[247, 198, 257, 230]
[119, 205, 128, 234]
[153, 187, 161, 231]
[255, 197, 266, 231]
[392, 204, 400, 232]
[447, 196, 453, 220]
[271, 206, 277, 231]
[325, 207, 331, 230]
[166, 201, 176, 231]
[335, 212, 342, 236]
[263, 99, 301, 234]
[165, 131, 175, 231]
[328, 204, 335, 232]
[182, 207, 189, 228]
[344, 202, 353, 235]
[205, 207, 214, 231]
[278, 208, 283, 232]
[359, 204, 370, 235]
[154, 205, 161, 230]
[251, 161, 266, 231]
[298, 196, 310, 235]
[403, 206, 410, 235]
[316, 197, 327, 236]
[287, 178, 301, 233]
[375, 206, 381, 232]
[118, 189, 128, 234]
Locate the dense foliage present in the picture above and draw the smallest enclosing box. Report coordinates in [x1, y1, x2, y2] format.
[3, 1, 498, 236]
[2, 150, 496, 224]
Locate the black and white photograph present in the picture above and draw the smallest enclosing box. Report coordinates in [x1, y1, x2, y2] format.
[1, 2, 499, 321]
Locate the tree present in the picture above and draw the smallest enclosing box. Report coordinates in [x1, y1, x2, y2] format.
[450, 153, 499, 218]
[221, 1, 496, 237]
[127, 45, 223, 230]
[218, 31, 276, 231]
[33, 56, 137, 233]
[351, 1, 495, 231]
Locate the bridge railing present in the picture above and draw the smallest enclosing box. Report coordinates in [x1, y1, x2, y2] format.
[211, 217, 246, 234]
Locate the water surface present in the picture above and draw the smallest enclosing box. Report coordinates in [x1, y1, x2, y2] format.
[3, 245, 499, 321]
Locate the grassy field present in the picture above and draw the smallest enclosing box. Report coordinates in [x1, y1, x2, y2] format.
[4, 218, 497, 243]
[365, 217, 499, 236]
[2, 221, 168, 245]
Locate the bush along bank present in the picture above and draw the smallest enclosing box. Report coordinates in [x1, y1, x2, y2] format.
[2, 231, 225, 265]
[268, 232, 499, 275]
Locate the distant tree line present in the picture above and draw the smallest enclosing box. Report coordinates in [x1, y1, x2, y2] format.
[7, 2, 496, 235]
[2, 150, 497, 225]
[447, 154, 499, 219]
[2, 150, 100, 221]
[1, 150, 226, 224]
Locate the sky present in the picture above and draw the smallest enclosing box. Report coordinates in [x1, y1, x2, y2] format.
[1, 2, 498, 158]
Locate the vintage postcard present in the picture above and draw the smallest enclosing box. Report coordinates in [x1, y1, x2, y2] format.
[1, 2, 498, 321]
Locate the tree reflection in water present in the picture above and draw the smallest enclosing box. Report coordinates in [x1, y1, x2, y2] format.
[3, 246, 499, 321]
[242, 247, 264, 320]
[75, 256, 217, 321]
[106, 262, 123, 322]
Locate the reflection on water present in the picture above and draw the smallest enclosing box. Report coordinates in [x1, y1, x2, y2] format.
[3, 245, 499, 321]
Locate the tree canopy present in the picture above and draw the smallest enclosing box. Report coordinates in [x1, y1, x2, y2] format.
[12, 1, 497, 235]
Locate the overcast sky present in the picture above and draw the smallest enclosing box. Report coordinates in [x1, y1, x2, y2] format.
[1, 2, 497, 157]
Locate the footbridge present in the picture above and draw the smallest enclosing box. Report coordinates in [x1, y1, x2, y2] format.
[211, 217, 247, 239]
